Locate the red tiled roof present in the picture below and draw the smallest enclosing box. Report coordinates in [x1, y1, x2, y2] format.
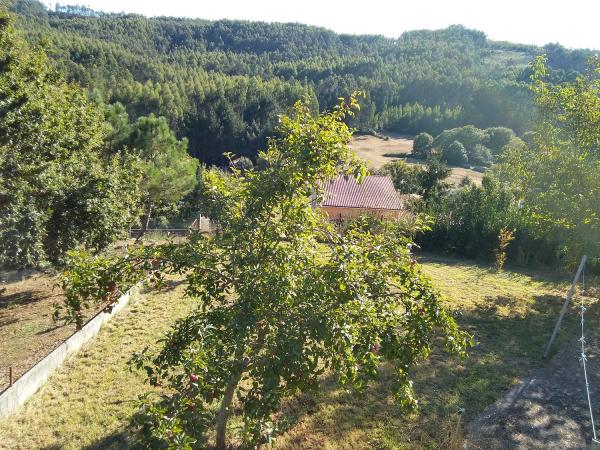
[321, 175, 404, 210]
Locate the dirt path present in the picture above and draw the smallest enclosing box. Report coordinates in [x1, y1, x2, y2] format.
[466, 333, 600, 449]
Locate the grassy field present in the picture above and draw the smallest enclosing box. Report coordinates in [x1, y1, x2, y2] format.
[0, 255, 594, 449]
[348, 134, 484, 185]
[0, 238, 176, 392]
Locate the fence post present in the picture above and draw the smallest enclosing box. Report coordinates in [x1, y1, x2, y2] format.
[543, 255, 587, 359]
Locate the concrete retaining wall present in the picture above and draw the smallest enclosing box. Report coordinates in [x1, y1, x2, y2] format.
[0, 284, 141, 419]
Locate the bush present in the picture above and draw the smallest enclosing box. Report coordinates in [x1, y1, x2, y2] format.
[443, 141, 468, 166]
[485, 127, 514, 154]
[434, 125, 487, 155]
[412, 132, 434, 158]
[469, 144, 493, 166]
[419, 175, 558, 265]
[382, 157, 450, 200]
[420, 176, 521, 260]
[230, 156, 254, 172]
[381, 160, 423, 194]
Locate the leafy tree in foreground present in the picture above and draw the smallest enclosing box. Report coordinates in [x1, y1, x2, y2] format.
[0, 11, 142, 268]
[59, 97, 470, 449]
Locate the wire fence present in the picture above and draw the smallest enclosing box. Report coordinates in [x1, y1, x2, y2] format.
[579, 263, 600, 445]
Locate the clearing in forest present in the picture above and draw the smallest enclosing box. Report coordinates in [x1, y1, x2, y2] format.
[349, 133, 485, 185]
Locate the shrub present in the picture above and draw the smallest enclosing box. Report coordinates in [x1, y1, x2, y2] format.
[412, 132, 434, 158]
[485, 127, 514, 154]
[381, 160, 423, 194]
[495, 227, 515, 271]
[434, 125, 487, 155]
[469, 144, 493, 166]
[443, 141, 468, 166]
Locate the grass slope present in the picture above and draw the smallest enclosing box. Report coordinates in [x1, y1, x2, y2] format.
[0, 282, 197, 450]
[0, 256, 592, 449]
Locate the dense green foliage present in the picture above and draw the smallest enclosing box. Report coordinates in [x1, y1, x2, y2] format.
[10, 1, 595, 164]
[412, 132, 434, 158]
[420, 57, 600, 268]
[497, 56, 600, 267]
[443, 141, 468, 166]
[0, 11, 142, 269]
[59, 98, 470, 448]
[421, 176, 525, 261]
[412, 124, 520, 167]
[124, 114, 199, 232]
[381, 158, 451, 201]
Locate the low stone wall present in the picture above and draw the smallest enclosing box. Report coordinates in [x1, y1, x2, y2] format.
[0, 283, 141, 419]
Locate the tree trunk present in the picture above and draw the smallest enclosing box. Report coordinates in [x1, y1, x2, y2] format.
[215, 370, 243, 450]
[136, 203, 153, 242]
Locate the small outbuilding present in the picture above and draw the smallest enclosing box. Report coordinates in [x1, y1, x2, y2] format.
[319, 175, 408, 222]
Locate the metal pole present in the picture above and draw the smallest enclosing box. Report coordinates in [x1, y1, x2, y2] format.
[543, 255, 587, 359]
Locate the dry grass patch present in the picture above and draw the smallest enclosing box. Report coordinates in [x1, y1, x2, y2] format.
[0, 282, 196, 450]
[348, 134, 484, 185]
[0, 275, 82, 392]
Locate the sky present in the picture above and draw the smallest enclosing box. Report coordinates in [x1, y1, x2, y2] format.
[48, 0, 600, 49]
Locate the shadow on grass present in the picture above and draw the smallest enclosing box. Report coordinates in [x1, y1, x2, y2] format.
[381, 152, 410, 158]
[465, 316, 600, 448]
[81, 430, 130, 450]
[80, 289, 597, 450]
[275, 292, 595, 448]
[139, 278, 187, 296]
[0, 289, 52, 309]
[416, 251, 573, 287]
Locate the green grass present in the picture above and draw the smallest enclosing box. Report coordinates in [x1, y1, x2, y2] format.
[0, 255, 594, 449]
[272, 255, 593, 449]
[0, 282, 197, 450]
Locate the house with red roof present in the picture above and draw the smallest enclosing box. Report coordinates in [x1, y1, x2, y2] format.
[319, 175, 409, 222]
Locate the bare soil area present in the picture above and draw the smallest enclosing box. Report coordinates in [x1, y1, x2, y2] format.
[0, 275, 94, 392]
[349, 133, 484, 185]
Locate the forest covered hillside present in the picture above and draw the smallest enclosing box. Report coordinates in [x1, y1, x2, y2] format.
[11, 0, 597, 163]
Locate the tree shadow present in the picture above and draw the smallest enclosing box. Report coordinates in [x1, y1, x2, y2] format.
[80, 288, 599, 449]
[274, 292, 600, 448]
[0, 317, 18, 326]
[381, 152, 410, 158]
[35, 324, 63, 335]
[416, 251, 575, 288]
[0, 289, 51, 309]
[81, 430, 130, 450]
